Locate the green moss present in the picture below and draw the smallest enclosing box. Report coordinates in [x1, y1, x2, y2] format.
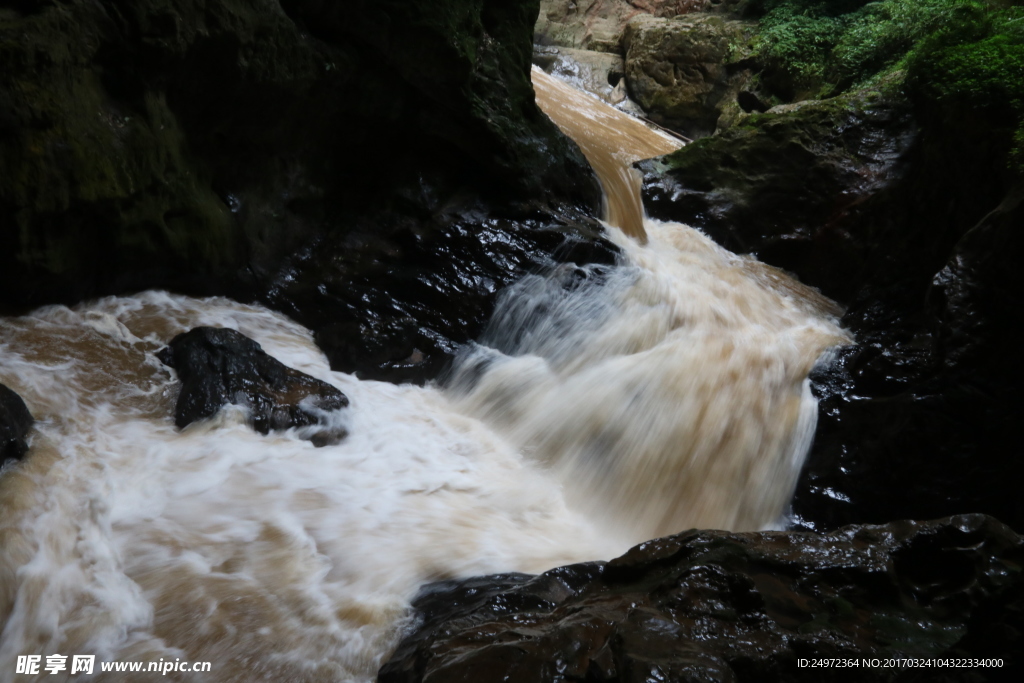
[905, 3, 1024, 172]
[753, 0, 989, 95]
[748, 0, 1024, 173]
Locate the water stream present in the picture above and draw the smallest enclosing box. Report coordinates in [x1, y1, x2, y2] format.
[0, 68, 848, 681]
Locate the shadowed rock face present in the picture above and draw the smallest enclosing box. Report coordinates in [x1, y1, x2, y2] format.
[158, 327, 348, 445]
[0, 383, 33, 462]
[1, 0, 613, 385]
[379, 515, 1023, 683]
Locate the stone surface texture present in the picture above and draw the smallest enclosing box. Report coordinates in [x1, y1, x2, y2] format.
[158, 326, 348, 444]
[623, 12, 757, 136]
[535, 0, 734, 52]
[380, 515, 1023, 682]
[1, 0, 613, 384]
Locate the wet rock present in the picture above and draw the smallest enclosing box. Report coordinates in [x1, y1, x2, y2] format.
[623, 13, 758, 137]
[158, 327, 348, 444]
[0, 383, 33, 462]
[638, 85, 917, 295]
[379, 515, 1023, 682]
[794, 182, 1024, 534]
[265, 212, 619, 385]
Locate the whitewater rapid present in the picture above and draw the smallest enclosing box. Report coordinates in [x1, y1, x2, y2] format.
[0, 215, 847, 681]
[0, 65, 849, 683]
[0, 293, 619, 681]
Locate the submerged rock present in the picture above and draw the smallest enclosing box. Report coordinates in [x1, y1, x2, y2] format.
[379, 515, 1023, 682]
[158, 327, 348, 445]
[0, 383, 33, 462]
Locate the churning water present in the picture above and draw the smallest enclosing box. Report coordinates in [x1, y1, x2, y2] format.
[0, 68, 848, 682]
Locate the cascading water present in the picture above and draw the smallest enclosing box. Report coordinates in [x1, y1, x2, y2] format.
[0, 295, 613, 681]
[530, 67, 681, 242]
[0, 68, 848, 681]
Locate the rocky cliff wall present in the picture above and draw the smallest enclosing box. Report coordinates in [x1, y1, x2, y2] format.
[1, 0, 611, 382]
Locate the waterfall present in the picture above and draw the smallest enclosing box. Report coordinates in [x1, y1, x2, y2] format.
[531, 66, 682, 242]
[0, 69, 848, 682]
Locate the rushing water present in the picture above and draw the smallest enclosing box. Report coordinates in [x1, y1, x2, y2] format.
[531, 66, 681, 243]
[0, 68, 848, 681]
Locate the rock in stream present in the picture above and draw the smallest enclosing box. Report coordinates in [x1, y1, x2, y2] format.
[0, 383, 33, 463]
[158, 327, 348, 445]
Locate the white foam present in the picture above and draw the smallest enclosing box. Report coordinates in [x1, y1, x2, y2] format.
[0, 294, 614, 681]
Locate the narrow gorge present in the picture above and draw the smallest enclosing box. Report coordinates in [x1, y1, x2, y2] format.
[2, 1, 1022, 681]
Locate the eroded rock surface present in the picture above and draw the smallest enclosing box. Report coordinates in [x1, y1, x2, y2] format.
[623, 12, 757, 137]
[379, 515, 1023, 682]
[158, 327, 348, 445]
[1, 0, 613, 385]
[536, 0, 649, 52]
[535, 0, 742, 52]
[0, 383, 33, 462]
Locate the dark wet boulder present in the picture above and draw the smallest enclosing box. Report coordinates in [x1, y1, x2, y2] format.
[265, 212, 618, 384]
[379, 515, 1023, 683]
[0, 383, 33, 462]
[638, 84, 918, 300]
[793, 181, 1024, 535]
[158, 327, 348, 445]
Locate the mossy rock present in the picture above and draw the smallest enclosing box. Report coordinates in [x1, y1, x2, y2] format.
[623, 12, 759, 137]
[640, 81, 915, 299]
[1, 0, 611, 383]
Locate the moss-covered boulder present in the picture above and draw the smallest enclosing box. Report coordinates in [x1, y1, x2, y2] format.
[623, 12, 759, 136]
[639, 82, 916, 296]
[1, 0, 611, 383]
